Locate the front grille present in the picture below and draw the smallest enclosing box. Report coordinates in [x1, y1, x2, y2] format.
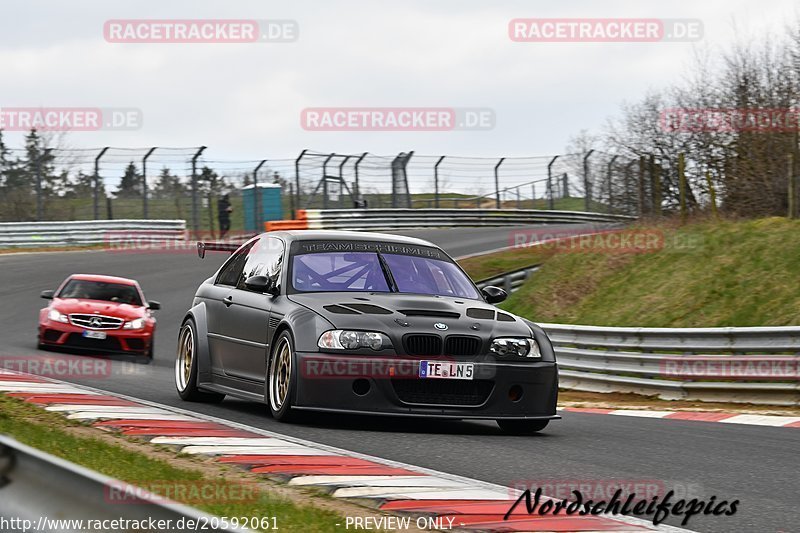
[69, 314, 124, 330]
[66, 333, 122, 352]
[42, 329, 62, 342]
[445, 335, 482, 356]
[392, 379, 493, 406]
[404, 334, 442, 356]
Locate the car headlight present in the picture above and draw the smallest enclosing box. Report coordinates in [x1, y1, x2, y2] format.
[318, 330, 386, 351]
[47, 309, 69, 323]
[123, 318, 146, 330]
[490, 337, 541, 358]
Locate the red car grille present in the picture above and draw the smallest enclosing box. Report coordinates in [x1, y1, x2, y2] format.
[69, 314, 124, 330]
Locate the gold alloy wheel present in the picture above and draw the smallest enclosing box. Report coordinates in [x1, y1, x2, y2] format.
[175, 324, 194, 391]
[270, 336, 292, 411]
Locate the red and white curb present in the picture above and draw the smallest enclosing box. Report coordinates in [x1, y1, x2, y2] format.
[561, 407, 800, 428]
[0, 370, 691, 532]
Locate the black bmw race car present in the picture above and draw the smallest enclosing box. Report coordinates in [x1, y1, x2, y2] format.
[176, 230, 559, 434]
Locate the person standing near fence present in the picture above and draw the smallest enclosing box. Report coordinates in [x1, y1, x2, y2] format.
[218, 194, 232, 238]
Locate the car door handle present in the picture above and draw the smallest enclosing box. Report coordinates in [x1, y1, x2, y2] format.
[223, 296, 233, 307]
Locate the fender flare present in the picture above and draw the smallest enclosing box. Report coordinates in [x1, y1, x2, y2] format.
[183, 302, 213, 384]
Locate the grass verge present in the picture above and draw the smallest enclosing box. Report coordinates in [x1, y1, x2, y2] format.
[461, 217, 800, 327]
[0, 395, 381, 532]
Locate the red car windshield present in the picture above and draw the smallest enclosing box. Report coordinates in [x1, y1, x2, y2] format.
[58, 279, 143, 306]
[291, 251, 480, 299]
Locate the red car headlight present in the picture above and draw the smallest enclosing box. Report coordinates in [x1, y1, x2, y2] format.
[47, 309, 69, 323]
[123, 318, 146, 330]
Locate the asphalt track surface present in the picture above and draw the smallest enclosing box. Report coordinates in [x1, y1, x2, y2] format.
[0, 225, 796, 533]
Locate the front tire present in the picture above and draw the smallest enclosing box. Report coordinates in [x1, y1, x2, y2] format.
[175, 319, 224, 403]
[497, 419, 549, 435]
[267, 330, 298, 422]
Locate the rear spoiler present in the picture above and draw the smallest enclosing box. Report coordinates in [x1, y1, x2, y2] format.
[197, 241, 242, 258]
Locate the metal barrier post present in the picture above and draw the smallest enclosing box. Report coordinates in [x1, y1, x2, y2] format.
[142, 147, 156, 219]
[583, 150, 594, 211]
[494, 157, 505, 208]
[93, 147, 109, 220]
[547, 156, 558, 209]
[295, 149, 307, 210]
[254, 160, 267, 230]
[190, 146, 206, 234]
[434, 155, 445, 208]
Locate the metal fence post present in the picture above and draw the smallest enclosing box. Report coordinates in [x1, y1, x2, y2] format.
[354, 152, 367, 207]
[547, 155, 558, 209]
[638, 156, 646, 217]
[434, 155, 445, 208]
[583, 150, 594, 212]
[649, 154, 661, 217]
[254, 160, 267, 231]
[606, 155, 618, 213]
[562, 173, 569, 198]
[34, 150, 49, 221]
[295, 149, 307, 210]
[788, 153, 796, 219]
[494, 158, 505, 208]
[93, 147, 109, 220]
[190, 146, 206, 234]
[338, 155, 351, 208]
[322, 153, 335, 209]
[142, 147, 156, 219]
[678, 153, 687, 223]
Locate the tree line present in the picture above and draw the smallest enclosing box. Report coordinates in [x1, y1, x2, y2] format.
[572, 20, 800, 217]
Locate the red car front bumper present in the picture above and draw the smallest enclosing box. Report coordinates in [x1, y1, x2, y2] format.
[38, 318, 154, 356]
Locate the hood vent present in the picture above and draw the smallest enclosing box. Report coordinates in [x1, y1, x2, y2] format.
[400, 310, 460, 319]
[466, 308, 495, 320]
[342, 303, 393, 315]
[497, 312, 516, 322]
[323, 305, 361, 315]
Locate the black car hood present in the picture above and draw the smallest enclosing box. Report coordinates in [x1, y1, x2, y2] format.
[287, 292, 532, 343]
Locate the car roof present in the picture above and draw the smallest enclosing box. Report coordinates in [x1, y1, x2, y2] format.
[269, 230, 436, 247]
[68, 274, 138, 285]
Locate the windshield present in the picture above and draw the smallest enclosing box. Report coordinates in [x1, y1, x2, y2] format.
[58, 279, 143, 306]
[291, 251, 480, 299]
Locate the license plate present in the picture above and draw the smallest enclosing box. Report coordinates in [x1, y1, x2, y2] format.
[82, 330, 107, 340]
[419, 361, 474, 380]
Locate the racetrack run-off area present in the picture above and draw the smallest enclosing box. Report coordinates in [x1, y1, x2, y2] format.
[0, 225, 797, 532]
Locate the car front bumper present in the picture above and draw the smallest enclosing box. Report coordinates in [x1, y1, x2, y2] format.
[293, 352, 559, 420]
[38, 319, 153, 355]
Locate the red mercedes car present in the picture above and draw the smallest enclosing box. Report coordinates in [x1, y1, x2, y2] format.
[38, 274, 160, 358]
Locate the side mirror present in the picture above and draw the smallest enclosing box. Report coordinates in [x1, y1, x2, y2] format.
[244, 275, 272, 294]
[147, 300, 161, 311]
[481, 285, 507, 304]
[40, 290, 55, 300]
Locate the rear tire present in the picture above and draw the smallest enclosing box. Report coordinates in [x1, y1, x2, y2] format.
[175, 319, 225, 403]
[267, 330, 298, 422]
[497, 419, 549, 435]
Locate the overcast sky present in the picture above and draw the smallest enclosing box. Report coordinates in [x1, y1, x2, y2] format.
[1, 0, 798, 162]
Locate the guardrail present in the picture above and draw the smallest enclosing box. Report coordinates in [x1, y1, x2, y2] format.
[0, 435, 248, 532]
[265, 208, 635, 231]
[0, 220, 187, 248]
[540, 323, 800, 406]
[474, 265, 540, 293]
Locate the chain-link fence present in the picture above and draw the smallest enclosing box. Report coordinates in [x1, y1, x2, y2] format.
[1, 142, 723, 232]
